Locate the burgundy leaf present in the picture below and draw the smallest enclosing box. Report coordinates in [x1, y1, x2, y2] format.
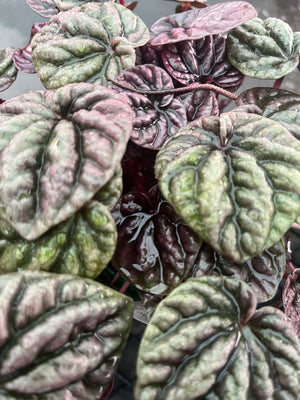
[26, 0, 58, 18]
[135, 43, 163, 67]
[177, 89, 219, 121]
[111, 185, 202, 295]
[113, 64, 187, 150]
[13, 23, 47, 74]
[150, 1, 257, 46]
[283, 268, 300, 337]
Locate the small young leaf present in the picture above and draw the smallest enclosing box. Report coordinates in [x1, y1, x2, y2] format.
[0, 271, 133, 399]
[177, 89, 219, 122]
[227, 17, 300, 79]
[0, 82, 133, 240]
[150, 1, 257, 46]
[26, 0, 58, 18]
[283, 268, 300, 337]
[135, 276, 300, 400]
[155, 111, 300, 263]
[0, 48, 18, 93]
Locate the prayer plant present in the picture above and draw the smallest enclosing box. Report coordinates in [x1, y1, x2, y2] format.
[0, 0, 299, 399]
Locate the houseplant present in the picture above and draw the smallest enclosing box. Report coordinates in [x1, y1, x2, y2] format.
[0, 0, 299, 398]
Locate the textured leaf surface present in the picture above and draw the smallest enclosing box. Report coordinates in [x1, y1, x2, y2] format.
[135, 276, 300, 400]
[236, 87, 300, 139]
[94, 167, 123, 211]
[283, 268, 300, 337]
[32, 2, 149, 88]
[0, 271, 133, 399]
[150, 1, 257, 46]
[111, 186, 202, 295]
[0, 200, 117, 279]
[113, 65, 187, 150]
[177, 89, 219, 122]
[227, 17, 300, 79]
[26, 0, 58, 18]
[192, 239, 286, 303]
[0, 48, 18, 93]
[54, 0, 107, 11]
[0, 82, 133, 240]
[155, 111, 300, 263]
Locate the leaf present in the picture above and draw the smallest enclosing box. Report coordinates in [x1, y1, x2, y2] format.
[0, 82, 133, 240]
[0, 271, 133, 399]
[31, 2, 149, 88]
[135, 276, 300, 400]
[0, 200, 117, 279]
[192, 239, 286, 303]
[227, 17, 300, 79]
[113, 64, 187, 150]
[236, 87, 300, 140]
[26, 0, 58, 18]
[150, 1, 257, 47]
[93, 167, 123, 210]
[53, 0, 108, 11]
[155, 111, 300, 263]
[13, 23, 47, 74]
[161, 34, 244, 91]
[177, 89, 219, 122]
[283, 268, 300, 337]
[111, 185, 202, 295]
[0, 48, 18, 93]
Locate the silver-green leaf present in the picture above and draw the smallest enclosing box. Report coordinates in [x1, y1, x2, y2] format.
[0, 48, 18, 92]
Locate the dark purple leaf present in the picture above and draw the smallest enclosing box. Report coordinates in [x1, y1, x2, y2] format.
[283, 268, 300, 337]
[161, 35, 244, 91]
[13, 23, 47, 74]
[113, 64, 187, 150]
[150, 1, 257, 46]
[135, 43, 163, 67]
[0, 48, 18, 93]
[111, 185, 202, 295]
[177, 89, 219, 121]
[26, 0, 58, 18]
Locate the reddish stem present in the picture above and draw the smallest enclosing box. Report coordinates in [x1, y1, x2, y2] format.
[273, 76, 284, 89]
[110, 272, 120, 286]
[119, 0, 126, 5]
[120, 280, 131, 294]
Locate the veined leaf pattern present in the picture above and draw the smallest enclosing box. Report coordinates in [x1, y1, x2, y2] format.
[0, 48, 18, 93]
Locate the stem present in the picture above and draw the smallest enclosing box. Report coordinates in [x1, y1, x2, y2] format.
[119, 0, 126, 5]
[273, 76, 284, 89]
[120, 280, 131, 294]
[110, 80, 238, 100]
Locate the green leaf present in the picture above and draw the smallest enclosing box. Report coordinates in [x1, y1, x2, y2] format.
[93, 167, 123, 210]
[0, 271, 133, 399]
[227, 17, 300, 79]
[155, 111, 300, 263]
[0, 48, 18, 92]
[135, 276, 300, 400]
[32, 2, 150, 88]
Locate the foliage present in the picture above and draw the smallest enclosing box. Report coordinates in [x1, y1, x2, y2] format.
[0, 0, 299, 399]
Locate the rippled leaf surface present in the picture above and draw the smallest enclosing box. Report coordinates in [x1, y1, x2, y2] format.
[237, 87, 300, 139]
[227, 18, 300, 79]
[0, 82, 133, 240]
[192, 239, 286, 303]
[26, 0, 58, 18]
[113, 64, 187, 149]
[177, 89, 219, 122]
[150, 1, 257, 46]
[155, 111, 300, 263]
[283, 268, 300, 337]
[0, 271, 133, 399]
[32, 2, 149, 88]
[111, 185, 202, 295]
[0, 200, 117, 279]
[94, 167, 123, 211]
[135, 276, 300, 400]
[0, 48, 18, 93]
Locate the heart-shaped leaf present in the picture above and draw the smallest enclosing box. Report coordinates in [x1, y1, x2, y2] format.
[0, 48, 18, 93]
[150, 1, 257, 46]
[177, 89, 219, 122]
[26, 0, 58, 18]
[135, 276, 300, 400]
[283, 268, 300, 337]
[236, 87, 300, 140]
[111, 186, 202, 295]
[227, 17, 300, 79]
[192, 239, 286, 303]
[32, 2, 149, 88]
[0, 82, 133, 240]
[113, 64, 187, 150]
[0, 200, 117, 279]
[0, 271, 133, 399]
[155, 111, 300, 263]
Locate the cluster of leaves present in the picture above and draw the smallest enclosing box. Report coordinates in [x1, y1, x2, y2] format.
[0, 0, 300, 399]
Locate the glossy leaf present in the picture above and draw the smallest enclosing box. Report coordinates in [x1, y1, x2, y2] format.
[0, 271, 133, 399]
[155, 111, 300, 263]
[135, 276, 300, 400]
[113, 64, 187, 150]
[31, 2, 149, 88]
[26, 0, 58, 18]
[13, 23, 46, 74]
[227, 17, 300, 79]
[111, 185, 202, 295]
[0, 82, 133, 240]
[162, 35, 244, 91]
[150, 1, 257, 46]
[283, 268, 300, 337]
[236, 87, 300, 139]
[93, 167, 123, 210]
[192, 239, 286, 303]
[0, 48, 18, 93]
[177, 89, 219, 122]
[0, 200, 117, 279]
